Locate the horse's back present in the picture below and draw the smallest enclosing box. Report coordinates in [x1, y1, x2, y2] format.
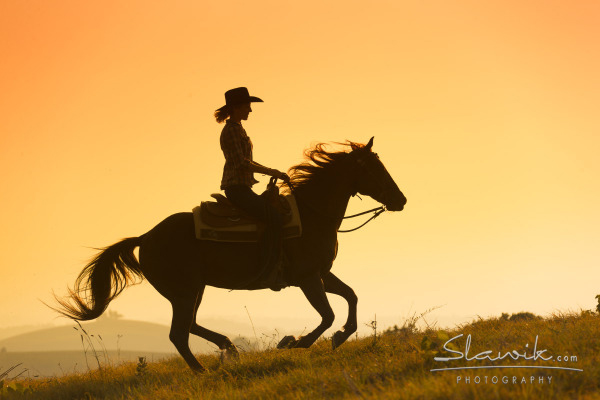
[150, 212, 195, 238]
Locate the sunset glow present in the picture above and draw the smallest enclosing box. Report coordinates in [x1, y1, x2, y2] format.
[1, 1, 599, 334]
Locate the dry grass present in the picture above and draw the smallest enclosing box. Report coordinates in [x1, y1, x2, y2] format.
[2, 311, 600, 399]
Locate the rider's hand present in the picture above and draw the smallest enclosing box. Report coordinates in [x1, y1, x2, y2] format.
[271, 169, 290, 183]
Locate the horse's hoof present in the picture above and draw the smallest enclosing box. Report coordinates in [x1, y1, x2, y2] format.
[277, 335, 297, 349]
[332, 331, 345, 349]
[225, 343, 240, 360]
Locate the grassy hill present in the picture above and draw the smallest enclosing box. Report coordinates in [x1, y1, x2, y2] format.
[2, 311, 600, 399]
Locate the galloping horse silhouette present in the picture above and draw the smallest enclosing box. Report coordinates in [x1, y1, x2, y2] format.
[53, 137, 406, 372]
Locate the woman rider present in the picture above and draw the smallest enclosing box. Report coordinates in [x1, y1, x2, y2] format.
[215, 87, 288, 289]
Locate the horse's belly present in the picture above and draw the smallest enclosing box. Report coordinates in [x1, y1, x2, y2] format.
[140, 233, 262, 291]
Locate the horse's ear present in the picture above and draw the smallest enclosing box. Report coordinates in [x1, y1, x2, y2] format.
[350, 142, 361, 151]
[366, 137, 374, 151]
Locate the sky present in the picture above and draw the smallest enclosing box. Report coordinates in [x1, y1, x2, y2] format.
[1, 0, 599, 336]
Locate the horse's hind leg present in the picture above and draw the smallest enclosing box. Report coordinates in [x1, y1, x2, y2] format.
[169, 292, 205, 373]
[190, 285, 239, 358]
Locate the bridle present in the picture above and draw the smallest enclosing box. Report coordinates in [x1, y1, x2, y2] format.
[277, 151, 389, 233]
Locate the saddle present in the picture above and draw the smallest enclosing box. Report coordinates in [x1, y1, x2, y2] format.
[193, 186, 302, 242]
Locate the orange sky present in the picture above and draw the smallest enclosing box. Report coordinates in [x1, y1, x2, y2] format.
[1, 0, 599, 334]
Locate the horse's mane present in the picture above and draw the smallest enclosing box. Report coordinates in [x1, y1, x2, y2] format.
[282, 141, 366, 192]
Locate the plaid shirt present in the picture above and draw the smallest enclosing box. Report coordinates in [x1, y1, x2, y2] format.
[220, 120, 259, 189]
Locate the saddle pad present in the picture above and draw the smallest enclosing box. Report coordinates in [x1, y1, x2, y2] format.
[193, 194, 302, 242]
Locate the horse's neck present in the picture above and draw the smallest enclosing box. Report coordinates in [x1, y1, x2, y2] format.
[296, 169, 353, 230]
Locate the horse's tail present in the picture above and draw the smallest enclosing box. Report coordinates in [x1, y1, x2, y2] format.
[52, 236, 144, 321]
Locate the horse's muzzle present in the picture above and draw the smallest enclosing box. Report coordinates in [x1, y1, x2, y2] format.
[385, 193, 407, 212]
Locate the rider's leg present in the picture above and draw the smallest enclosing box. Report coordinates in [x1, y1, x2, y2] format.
[224, 184, 268, 221]
[224, 185, 285, 289]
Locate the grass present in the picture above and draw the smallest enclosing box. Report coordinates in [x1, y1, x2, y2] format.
[2, 310, 600, 399]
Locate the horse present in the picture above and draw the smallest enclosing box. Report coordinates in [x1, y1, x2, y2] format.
[52, 136, 407, 372]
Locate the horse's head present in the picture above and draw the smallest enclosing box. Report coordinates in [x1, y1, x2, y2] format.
[349, 137, 407, 211]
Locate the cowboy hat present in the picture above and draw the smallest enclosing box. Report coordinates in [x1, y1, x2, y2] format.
[216, 87, 263, 111]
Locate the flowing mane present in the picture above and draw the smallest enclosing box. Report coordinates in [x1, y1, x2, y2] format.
[283, 141, 367, 192]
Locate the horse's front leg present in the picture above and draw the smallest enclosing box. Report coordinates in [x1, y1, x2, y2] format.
[322, 272, 357, 349]
[279, 272, 334, 349]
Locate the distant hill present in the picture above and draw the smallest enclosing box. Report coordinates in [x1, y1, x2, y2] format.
[0, 318, 212, 354]
[0, 313, 302, 354]
[0, 318, 217, 378]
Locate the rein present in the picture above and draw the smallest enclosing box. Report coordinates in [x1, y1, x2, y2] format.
[280, 179, 386, 233]
[338, 205, 386, 233]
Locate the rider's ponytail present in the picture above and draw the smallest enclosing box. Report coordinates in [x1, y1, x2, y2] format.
[214, 106, 231, 123]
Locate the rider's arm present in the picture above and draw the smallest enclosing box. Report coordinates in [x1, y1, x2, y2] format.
[246, 160, 289, 181]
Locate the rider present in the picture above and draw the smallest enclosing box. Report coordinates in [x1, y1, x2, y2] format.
[215, 87, 289, 290]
